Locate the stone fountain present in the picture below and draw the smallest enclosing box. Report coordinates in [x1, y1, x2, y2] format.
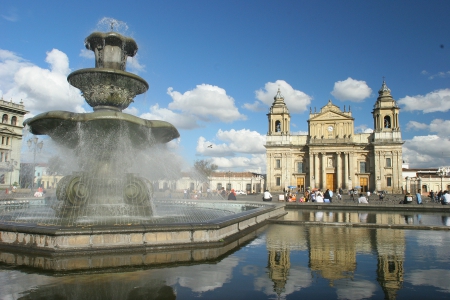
[25, 31, 179, 215]
[0, 30, 284, 267]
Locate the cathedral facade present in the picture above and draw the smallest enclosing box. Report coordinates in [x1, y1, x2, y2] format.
[265, 81, 403, 193]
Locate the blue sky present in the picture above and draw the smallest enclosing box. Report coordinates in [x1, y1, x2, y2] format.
[1, 1, 449, 172]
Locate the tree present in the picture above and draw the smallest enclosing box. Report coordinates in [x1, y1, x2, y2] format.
[194, 159, 218, 178]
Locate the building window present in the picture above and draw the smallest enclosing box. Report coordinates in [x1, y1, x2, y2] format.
[297, 162, 303, 173]
[276, 177, 281, 186]
[11, 116, 17, 126]
[6, 137, 9, 145]
[387, 177, 392, 187]
[217, 183, 222, 190]
[384, 116, 391, 128]
[360, 162, 366, 173]
[386, 158, 392, 168]
[2, 114, 7, 124]
[275, 120, 281, 132]
[276, 159, 281, 168]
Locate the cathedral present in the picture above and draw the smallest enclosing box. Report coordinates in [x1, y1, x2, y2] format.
[265, 80, 403, 193]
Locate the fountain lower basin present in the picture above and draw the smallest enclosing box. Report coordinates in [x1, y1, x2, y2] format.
[24, 110, 180, 148]
[0, 200, 285, 254]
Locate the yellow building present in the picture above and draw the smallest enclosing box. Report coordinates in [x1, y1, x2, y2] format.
[0, 98, 28, 188]
[265, 80, 403, 193]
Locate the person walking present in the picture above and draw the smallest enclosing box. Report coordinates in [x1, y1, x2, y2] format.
[416, 189, 423, 204]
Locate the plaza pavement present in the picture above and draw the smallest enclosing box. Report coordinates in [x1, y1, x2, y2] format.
[2, 189, 449, 212]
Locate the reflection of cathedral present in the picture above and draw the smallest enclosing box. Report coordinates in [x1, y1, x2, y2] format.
[265, 80, 403, 193]
[265, 221, 406, 299]
[268, 248, 290, 295]
[376, 228, 405, 300]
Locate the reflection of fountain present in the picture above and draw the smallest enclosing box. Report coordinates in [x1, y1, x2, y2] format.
[24, 30, 179, 219]
[0, 27, 285, 259]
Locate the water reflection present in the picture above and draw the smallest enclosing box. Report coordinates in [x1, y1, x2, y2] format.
[283, 209, 450, 227]
[0, 225, 450, 299]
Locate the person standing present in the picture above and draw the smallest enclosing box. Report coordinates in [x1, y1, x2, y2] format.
[366, 190, 371, 201]
[228, 189, 237, 200]
[324, 189, 332, 203]
[441, 190, 450, 205]
[416, 189, 423, 204]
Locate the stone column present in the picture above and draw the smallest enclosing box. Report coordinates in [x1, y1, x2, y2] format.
[321, 152, 326, 190]
[344, 152, 349, 189]
[406, 176, 410, 193]
[314, 152, 319, 189]
[336, 152, 341, 191]
[309, 152, 314, 188]
[349, 152, 354, 185]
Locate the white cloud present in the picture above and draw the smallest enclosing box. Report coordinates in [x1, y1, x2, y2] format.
[406, 119, 450, 136]
[123, 106, 139, 116]
[243, 100, 266, 112]
[398, 89, 450, 113]
[331, 77, 372, 102]
[79, 49, 94, 59]
[253, 80, 311, 113]
[2, 49, 86, 114]
[211, 154, 266, 173]
[403, 135, 450, 168]
[406, 121, 429, 131]
[428, 71, 450, 80]
[167, 84, 246, 123]
[355, 125, 373, 133]
[140, 104, 198, 130]
[126, 54, 145, 74]
[197, 129, 266, 157]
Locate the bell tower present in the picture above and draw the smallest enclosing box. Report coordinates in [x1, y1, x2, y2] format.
[267, 89, 290, 135]
[372, 80, 401, 141]
[371, 79, 404, 193]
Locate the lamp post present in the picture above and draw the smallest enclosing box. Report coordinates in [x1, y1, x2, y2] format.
[27, 137, 43, 193]
[438, 168, 445, 191]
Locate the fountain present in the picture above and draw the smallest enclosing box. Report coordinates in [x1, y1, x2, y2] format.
[0, 26, 285, 265]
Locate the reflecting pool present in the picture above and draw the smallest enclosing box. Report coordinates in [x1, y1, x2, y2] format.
[1, 224, 450, 299]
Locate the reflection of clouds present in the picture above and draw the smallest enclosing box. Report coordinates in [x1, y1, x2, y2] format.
[408, 231, 450, 262]
[242, 265, 259, 276]
[254, 266, 311, 299]
[407, 269, 450, 293]
[0, 271, 57, 300]
[334, 279, 377, 300]
[164, 256, 239, 293]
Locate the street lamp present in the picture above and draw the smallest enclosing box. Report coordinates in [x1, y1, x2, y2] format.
[437, 168, 446, 191]
[27, 137, 43, 193]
